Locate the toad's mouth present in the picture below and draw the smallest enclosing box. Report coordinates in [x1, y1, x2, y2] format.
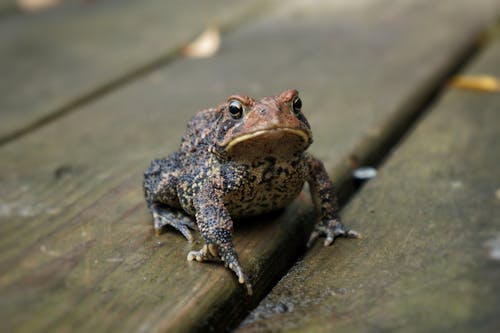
[224, 127, 311, 152]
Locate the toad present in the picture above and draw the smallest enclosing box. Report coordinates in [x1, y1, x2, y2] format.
[143, 89, 359, 294]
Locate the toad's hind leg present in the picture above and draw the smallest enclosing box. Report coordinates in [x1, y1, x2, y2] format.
[144, 154, 195, 240]
[151, 205, 196, 241]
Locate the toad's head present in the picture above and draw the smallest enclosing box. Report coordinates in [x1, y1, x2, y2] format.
[213, 89, 313, 160]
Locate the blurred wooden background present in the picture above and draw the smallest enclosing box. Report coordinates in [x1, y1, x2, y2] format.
[1, 1, 499, 332]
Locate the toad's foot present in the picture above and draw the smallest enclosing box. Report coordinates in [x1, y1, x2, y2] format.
[152, 204, 196, 241]
[227, 261, 253, 296]
[307, 219, 361, 247]
[187, 244, 221, 262]
[187, 244, 253, 295]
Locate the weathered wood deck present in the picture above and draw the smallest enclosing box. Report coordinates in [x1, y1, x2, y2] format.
[239, 32, 500, 333]
[1, 1, 499, 332]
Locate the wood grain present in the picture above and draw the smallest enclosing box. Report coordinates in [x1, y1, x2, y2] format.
[0, 0, 270, 143]
[1, 1, 499, 332]
[239, 35, 500, 333]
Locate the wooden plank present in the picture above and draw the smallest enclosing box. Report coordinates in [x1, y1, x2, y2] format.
[0, 0, 15, 14]
[0, 0, 270, 143]
[0, 0, 57, 14]
[238, 36, 500, 333]
[1, 0, 499, 332]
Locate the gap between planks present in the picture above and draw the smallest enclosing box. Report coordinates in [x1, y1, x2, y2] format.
[2, 11, 495, 332]
[0, 2, 274, 147]
[221, 26, 491, 333]
[331, 31, 486, 207]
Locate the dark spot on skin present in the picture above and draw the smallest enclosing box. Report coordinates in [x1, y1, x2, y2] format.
[262, 169, 274, 183]
[252, 160, 265, 168]
[283, 168, 291, 177]
[319, 188, 331, 197]
[259, 156, 277, 184]
[264, 156, 277, 165]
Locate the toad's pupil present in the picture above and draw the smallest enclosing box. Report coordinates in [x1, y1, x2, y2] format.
[229, 101, 243, 117]
[293, 97, 302, 112]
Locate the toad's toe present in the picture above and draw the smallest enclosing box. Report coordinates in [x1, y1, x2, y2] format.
[308, 220, 362, 247]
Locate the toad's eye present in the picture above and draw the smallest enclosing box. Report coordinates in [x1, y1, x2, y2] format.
[228, 100, 244, 119]
[292, 97, 302, 114]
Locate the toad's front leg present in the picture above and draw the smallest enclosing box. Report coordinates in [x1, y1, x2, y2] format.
[187, 180, 252, 295]
[305, 153, 361, 247]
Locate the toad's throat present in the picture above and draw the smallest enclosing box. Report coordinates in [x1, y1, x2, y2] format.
[224, 128, 310, 152]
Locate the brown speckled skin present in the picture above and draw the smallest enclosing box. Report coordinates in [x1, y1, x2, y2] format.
[143, 89, 359, 294]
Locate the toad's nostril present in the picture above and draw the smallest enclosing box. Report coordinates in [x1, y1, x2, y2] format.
[260, 108, 267, 114]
